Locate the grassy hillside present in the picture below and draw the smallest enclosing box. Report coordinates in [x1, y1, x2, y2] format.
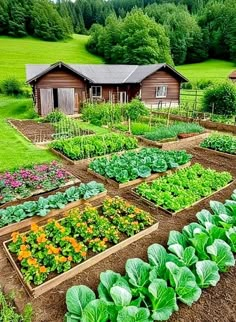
[176, 59, 235, 82]
[0, 34, 103, 82]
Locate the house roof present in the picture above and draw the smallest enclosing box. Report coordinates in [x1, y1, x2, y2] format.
[26, 61, 188, 84]
[229, 70, 236, 79]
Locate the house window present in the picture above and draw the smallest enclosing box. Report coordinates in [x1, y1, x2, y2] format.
[91, 86, 102, 98]
[156, 85, 167, 98]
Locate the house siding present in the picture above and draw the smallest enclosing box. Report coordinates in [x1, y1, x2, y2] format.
[141, 70, 180, 106]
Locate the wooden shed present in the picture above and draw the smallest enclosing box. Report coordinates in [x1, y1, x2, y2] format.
[26, 62, 188, 116]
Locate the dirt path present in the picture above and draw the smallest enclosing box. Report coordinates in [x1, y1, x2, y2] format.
[0, 136, 236, 322]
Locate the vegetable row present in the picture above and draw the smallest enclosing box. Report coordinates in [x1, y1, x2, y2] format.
[136, 163, 232, 212]
[50, 133, 138, 160]
[144, 122, 204, 142]
[65, 190, 236, 322]
[0, 181, 105, 228]
[89, 148, 192, 183]
[8, 197, 154, 286]
[200, 134, 236, 155]
[0, 161, 73, 205]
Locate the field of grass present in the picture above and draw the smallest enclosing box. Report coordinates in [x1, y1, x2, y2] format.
[0, 34, 103, 82]
[0, 95, 56, 172]
[177, 59, 235, 82]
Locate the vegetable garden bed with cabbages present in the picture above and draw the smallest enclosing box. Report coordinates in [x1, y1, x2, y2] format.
[199, 134, 236, 155]
[0, 181, 106, 237]
[133, 163, 233, 215]
[4, 197, 158, 298]
[0, 161, 80, 206]
[88, 148, 192, 188]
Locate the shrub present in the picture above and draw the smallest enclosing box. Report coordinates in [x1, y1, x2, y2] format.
[0, 77, 23, 96]
[125, 98, 149, 121]
[43, 110, 65, 123]
[202, 81, 236, 116]
[182, 82, 193, 90]
[82, 103, 123, 126]
[196, 79, 214, 90]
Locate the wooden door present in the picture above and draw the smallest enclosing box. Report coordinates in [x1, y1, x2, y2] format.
[40, 89, 54, 116]
[58, 88, 74, 115]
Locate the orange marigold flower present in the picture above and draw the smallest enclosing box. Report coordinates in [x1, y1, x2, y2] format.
[18, 255, 23, 261]
[39, 266, 47, 273]
[20, 245, 27, 251]
[31, 223, 39, 232]
[21, 236, 27, 243]
[19, 250, 31, 259]
[103, 238, 108, 242]
[11, 231, 20, 242]
[37, 234, 47, 244]
[59, 256, 67, 263]
[68, 256, 72, 261]
[27, 258, 37, 266]
[81, 251, 87, 257]
[74, 245, 82, 253]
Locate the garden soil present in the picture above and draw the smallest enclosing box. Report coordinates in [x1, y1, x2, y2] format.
[0, 136, 236, 322]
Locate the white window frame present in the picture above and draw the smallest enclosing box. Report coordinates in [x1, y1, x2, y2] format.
[156, 85, 168, 98]
[91, 86, 102, 98]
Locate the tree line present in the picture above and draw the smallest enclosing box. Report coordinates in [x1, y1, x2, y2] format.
[0, 0, 235, 65]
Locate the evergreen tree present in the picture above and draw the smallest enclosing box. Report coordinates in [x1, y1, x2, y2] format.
[0, 0, 9, 34]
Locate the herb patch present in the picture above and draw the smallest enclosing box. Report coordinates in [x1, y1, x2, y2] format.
[50, 133, 138, 161]
[89, 148, 192, 184]
[7, 197, 154, 286]
[135, 163, 232, 213]
[0, 161, 76, 205]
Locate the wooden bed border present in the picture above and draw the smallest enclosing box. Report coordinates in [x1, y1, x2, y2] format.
[131, 180, 235, 216]
[87, 161, 192, 189]
[0, 191, 107, 237]
[3, 202, 159, 298]
[194, 146, 236, 159]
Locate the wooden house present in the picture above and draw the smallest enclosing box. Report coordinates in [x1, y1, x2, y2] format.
[229, 71, 236, 82]
[26, 62, 188, 116]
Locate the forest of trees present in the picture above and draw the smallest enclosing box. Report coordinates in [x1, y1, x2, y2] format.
[0, 0, 235, 65]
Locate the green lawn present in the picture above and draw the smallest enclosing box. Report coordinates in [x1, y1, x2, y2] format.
[0, 95, 56, 172]
[176, 59, 235, 82]
[0, 34, 103, 82]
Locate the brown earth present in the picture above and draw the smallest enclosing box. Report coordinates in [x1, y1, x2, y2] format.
[0, 136, 236, 322]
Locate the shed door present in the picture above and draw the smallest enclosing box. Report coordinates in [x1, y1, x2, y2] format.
[40, 89, 54, 116]
[58, 88, 74, 115]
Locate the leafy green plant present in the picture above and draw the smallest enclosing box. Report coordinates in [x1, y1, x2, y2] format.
[136, 163, 232, 213]
[125, 98, 149, 121]
[50, 133, 138, 160]
[89, 148, 192, 183]
[64, 190, 236, 321]
[0, 77, 23, 96]
[0, 181, 105, 228]
[144, 122, 205, 141]
[200, 134, 236, 155]
[43, 110, 65, 123]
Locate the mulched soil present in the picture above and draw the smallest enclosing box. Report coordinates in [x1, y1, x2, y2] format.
[10, 119, 55, 143]
[0, 135, 236, 322]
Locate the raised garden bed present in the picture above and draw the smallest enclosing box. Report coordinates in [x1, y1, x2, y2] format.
[132, 163, 233, 216]
[3, 196, 158, 298]
[199, 134, 236, 156]
[50, 133, 139, 164]
[88, 148, 192, 189]
[0, 161, 80, 207]
[9, 119, 94, 144]
[0, 183, 107, 237]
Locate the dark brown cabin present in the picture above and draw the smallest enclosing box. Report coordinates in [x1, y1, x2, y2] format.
[229, 70, 236, 82]
[26, 62, 188, 116]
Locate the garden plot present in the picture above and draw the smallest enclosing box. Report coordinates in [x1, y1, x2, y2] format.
[50, 133, 139, 164]
[9, 119, 94, 144]
[133, 163, 233, 215]
[4, 196, 158, 297]
[0, 181, 106, 236]
[198, 133, 236, 156]
[88, 148, 192, 188]
[0, 161, 80, 207]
